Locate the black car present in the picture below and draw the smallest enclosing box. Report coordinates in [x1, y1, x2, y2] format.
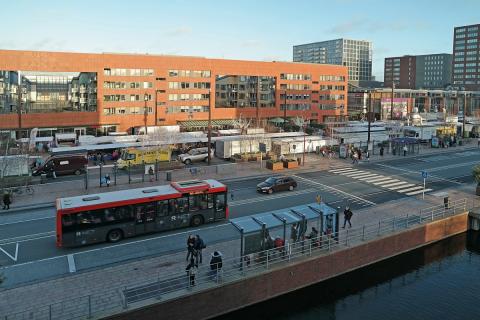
[257, 176, 297, 194]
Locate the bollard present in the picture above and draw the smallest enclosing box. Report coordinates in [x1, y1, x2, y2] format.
[406, 214, 409, 227]
[128, 162, 131, 184]
[99, 163, 103, 187]
[431, 210, 434, 221]
[309, 242, 312, 255]
[362, 225, 365, 241]
[377, 221, 381, 236]
[114, 161, 117, 186]
[84, 164, 88, 190]
[49, 304, 52, 320]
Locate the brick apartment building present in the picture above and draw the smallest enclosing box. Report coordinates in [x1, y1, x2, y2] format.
[0, 50, 347, 138]
[384, 54, 452, 90]
[452, 23, 480, 91]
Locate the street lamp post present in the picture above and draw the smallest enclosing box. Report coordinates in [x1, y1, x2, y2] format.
[208, 88, 212, 165]
[463, 91, 467, 138]
[367, 91, 372, 146]
[283, 90, 287, 131]
[390, 81, 395, 121]
[144, 93, 149, 137]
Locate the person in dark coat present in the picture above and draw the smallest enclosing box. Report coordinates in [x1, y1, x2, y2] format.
[186, 235, 197, 262]
[343, 207, 353, 228]
[2, 191, 11, 210]
[194, 235, 206, 264]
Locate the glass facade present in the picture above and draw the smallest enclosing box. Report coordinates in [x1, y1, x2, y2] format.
[293, 39, 372, 84]
[452, 24, 480, 89]
[0, 70, 97, 114]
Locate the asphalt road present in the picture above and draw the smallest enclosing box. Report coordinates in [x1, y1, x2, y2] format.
[0, 148, 478, 284]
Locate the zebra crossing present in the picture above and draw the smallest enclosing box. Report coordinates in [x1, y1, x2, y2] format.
[328, 167, 432, 196]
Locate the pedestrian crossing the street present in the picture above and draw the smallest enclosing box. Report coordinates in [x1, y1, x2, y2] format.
[328, 167, 433, 196]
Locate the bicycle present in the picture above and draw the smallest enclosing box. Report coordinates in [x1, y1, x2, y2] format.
[8, 185, 34, 196]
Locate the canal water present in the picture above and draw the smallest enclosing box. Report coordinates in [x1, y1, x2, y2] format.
[217, 231, 480, 320]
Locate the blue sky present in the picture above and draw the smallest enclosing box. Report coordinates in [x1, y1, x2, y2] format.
[1, 0, 479, 80]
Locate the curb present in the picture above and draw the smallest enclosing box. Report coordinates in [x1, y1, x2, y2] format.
[2, 202, 55, 213]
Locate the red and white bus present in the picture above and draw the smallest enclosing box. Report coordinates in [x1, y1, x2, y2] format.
[56, 179, 228, 247]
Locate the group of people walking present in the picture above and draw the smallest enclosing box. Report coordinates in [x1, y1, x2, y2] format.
[185, 234, 223, 286]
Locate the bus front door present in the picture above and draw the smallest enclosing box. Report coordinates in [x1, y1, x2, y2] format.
[214, 193, 227, 220]
[134, 202, 157, 235]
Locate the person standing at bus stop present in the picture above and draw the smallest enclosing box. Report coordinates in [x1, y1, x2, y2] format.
[194, 235, 206, 264]
[186, 235, 197, 262]
[2, 191, 11, 210]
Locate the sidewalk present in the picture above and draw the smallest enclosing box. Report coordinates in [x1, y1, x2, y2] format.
[0, 186, 477, 319]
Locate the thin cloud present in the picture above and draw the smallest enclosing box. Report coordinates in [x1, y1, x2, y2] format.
[163, 26, 192, 37]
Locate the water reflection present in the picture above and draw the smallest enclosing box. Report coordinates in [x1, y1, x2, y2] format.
[218, 232, 480, 320]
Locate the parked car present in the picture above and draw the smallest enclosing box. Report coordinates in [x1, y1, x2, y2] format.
[257, 176, 297, 194]
[32, 154, 87, 177]
[178, 147, 214, 165]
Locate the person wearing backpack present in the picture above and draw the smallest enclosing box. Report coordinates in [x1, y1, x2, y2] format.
[343, 207, 353, 229]
[194, 234, 206, 264]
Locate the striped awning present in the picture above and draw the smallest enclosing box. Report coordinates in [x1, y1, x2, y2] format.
[178, 119, 237, 128]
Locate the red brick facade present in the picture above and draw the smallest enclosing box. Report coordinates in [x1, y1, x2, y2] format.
[0, 50, 348, 132]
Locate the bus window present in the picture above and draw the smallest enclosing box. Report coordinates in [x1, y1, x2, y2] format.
[62, 214, 76, 232]
[176, 196, 189, 213]
[215, 193, 226, 212]
[157, 200, 169, 217]
[76, 210, 103, 230]
[207, 194, 214, 209]
[189, 194, 208, 211]
[135, 202, 156, 223]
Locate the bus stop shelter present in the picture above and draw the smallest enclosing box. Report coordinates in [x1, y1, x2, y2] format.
[390, 137, 420, 156]
[230, 202, 338, 258]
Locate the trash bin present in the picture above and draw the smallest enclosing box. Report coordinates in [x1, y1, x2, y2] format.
[297, 157, 301, 165]
[459, 140, 463, 146]
[40, 173, 47, 184]
[444, 196, 449, 209]
[166, 170, 172, 181]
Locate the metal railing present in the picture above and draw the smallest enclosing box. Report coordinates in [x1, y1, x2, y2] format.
[2, 198, 474, 320]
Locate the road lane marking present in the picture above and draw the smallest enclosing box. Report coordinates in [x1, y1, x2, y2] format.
[0, 216, 55, 227]
[387, 183, 415, 190]
[406, 188, 433, 196]
[357, 174, 383, 180]
[0, 242, 19, 262]
[380, 181, 410, 188]
[291, 175, 376, 206]
[363, 177, 391, 183]
[372, 179, 400, 186]
[329, 168, 357, 173]
[376, 164, 463, 185]
[0, 231, 56, 245]
[231, 188, 316, 206]
[67, 254, 76, 273]
[396, 186, 425, 193]
[345, 173, 379, 179]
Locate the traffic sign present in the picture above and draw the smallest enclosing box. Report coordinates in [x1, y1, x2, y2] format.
[421, 171, 428, 179]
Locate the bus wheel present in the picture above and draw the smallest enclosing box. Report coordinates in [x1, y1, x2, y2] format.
[107, 229, 123, 243]
[191, 215, 204, 227]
